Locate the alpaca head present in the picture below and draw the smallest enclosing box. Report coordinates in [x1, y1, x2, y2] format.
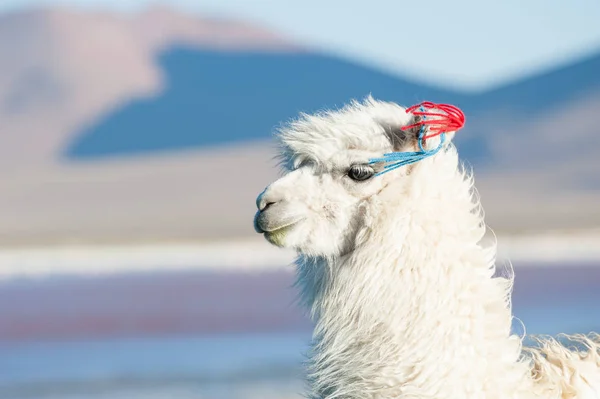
[254, 97, 459, 257]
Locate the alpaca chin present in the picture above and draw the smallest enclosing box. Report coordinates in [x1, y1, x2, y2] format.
[265, 222, 352, 258]
[263, 228, 289, 247]
[261, 220, 304, 248]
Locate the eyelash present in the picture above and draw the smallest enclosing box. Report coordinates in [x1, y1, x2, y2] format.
[347, 164, 375, 181]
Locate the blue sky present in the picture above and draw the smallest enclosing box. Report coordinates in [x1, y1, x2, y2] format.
[2, 0, 600, 91]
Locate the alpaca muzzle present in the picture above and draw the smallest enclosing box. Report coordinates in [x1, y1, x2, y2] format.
[253, 202, 303, 234]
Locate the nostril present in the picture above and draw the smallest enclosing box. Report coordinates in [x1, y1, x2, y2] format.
[261, 201, 276, 212]
[256, 189, 279, 211]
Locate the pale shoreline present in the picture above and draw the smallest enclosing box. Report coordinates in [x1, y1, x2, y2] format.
[0, 231, 599, 281]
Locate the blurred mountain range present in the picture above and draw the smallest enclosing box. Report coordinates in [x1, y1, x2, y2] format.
[0, 6, 598, 246]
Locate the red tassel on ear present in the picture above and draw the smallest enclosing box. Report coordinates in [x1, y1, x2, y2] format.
[401, 101, 465, 140]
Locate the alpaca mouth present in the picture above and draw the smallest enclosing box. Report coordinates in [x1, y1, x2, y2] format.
[262, 222, 301, 247]
[263, 221, 298, 234]
[254, 216, 302, 235]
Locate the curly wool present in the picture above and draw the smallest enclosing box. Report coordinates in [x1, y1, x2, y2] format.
[259, 96, 600, 399]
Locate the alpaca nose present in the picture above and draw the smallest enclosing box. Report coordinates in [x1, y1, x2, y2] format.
[256, 189, 278, 212]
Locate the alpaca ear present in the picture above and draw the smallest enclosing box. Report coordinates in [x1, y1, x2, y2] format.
[383, 112, 457, 152]
[381, 114, 424, 152]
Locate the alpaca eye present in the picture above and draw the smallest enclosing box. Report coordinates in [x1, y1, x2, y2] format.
[347, 165, 375, 181]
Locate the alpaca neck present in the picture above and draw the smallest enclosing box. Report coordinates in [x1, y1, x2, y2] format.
[296, 150, 533, 399]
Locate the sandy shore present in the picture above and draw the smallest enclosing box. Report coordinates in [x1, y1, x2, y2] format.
[0, 231, 599, 281]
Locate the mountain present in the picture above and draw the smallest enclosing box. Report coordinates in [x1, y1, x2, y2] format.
[0, 6, 300, 168]
[0, 6, 598, 246]
[63, 47, 600, 173]
[64, 48, 465, 159]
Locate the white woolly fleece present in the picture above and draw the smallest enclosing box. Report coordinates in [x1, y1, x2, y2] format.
[255, 96, 600, 399]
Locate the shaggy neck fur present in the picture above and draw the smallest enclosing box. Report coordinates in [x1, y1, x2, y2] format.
[295, 145, 533, 399]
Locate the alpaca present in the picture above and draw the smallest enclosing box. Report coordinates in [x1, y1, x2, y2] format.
[253, 97, 600, 399]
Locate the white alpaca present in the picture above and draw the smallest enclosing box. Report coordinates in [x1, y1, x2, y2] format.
[253, 97, 600, 399]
